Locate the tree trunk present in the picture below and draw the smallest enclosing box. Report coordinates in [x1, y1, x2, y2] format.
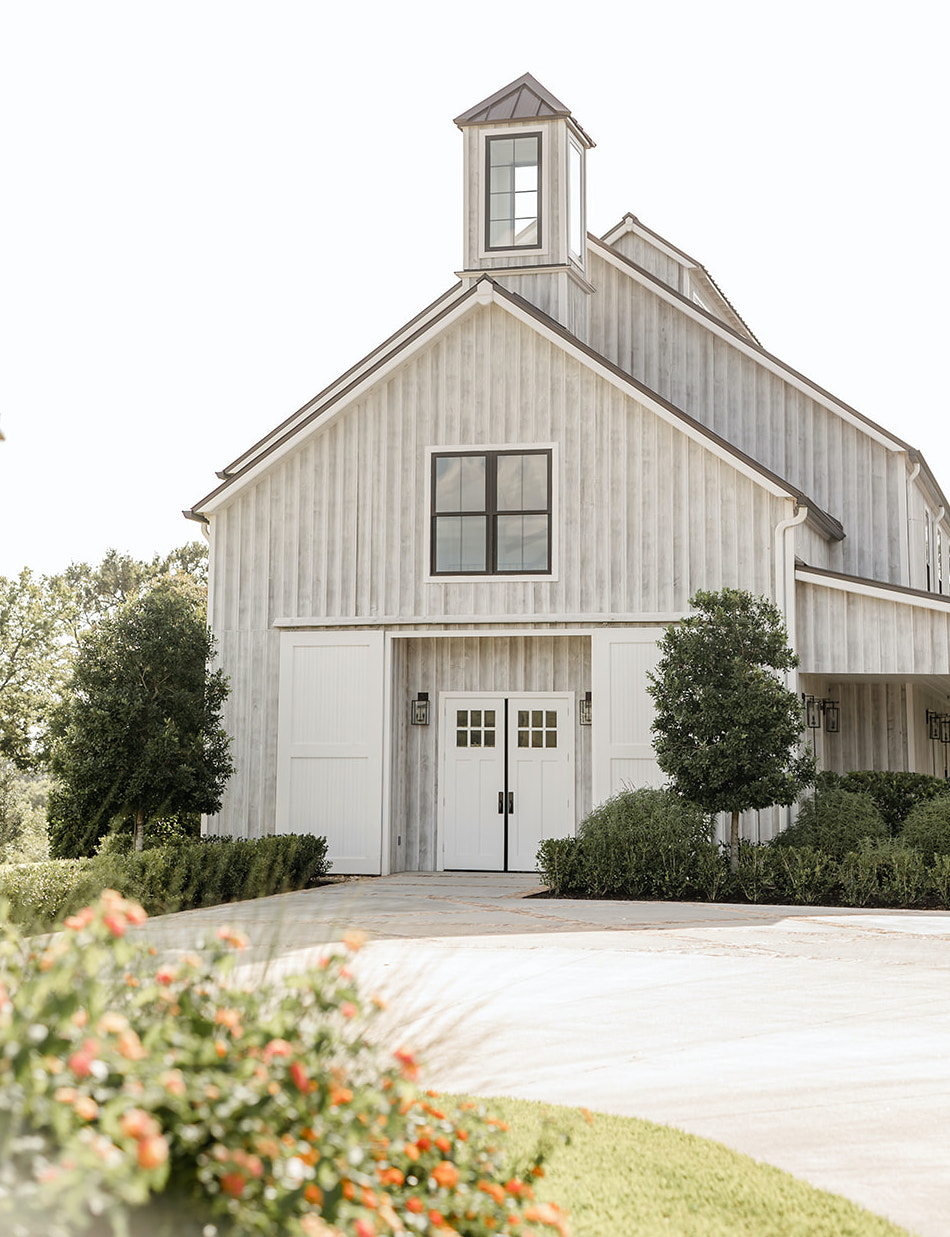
[134, 807, 145, 853]
[730, 809, 740, 873]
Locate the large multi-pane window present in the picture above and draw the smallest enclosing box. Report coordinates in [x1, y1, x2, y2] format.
[431, 449, 552, 575]
[486, 134, 541, 250]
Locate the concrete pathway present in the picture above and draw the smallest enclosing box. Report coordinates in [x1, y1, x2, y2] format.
[140, 873, 950, 1237]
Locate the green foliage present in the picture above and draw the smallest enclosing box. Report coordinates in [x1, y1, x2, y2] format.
[537, 787, 717, 899]
[49, 577, 232, 856]
[839, 840, 928, 908]
[900, 794, 950, 863]
[647, 589, 815, 868]
[0, 834, 330, 930]
[772, 788, 888, 859]
[0, 760, 49, 863]
[816, 769, 950, 835]
[0, 892, 564, 1237]
[0, 569, 75, 768]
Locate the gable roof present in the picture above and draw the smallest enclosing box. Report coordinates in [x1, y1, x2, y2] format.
[186, 274, 843, 544]
[453, 72, 595, 145]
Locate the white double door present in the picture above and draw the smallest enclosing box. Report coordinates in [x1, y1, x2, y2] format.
[440, 693, 574, 872]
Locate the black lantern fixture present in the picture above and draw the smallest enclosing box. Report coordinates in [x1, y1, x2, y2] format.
[579, 691, 592, 726]
[803, 695, 840, 733]
[410, 692, 430, 726]
[926, 709, 950, 743]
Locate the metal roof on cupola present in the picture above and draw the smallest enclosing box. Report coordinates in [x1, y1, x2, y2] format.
[454, 72, 595, 145]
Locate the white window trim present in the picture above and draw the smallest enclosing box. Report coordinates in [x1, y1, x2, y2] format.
[477, 127, 550, 263]
[423, 442, 560, 584]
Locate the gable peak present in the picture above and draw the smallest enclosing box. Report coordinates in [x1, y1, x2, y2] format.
[454, 73, 592, 144]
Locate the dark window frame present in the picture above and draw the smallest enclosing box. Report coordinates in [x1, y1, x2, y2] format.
[430, 448, 553, 577]
[485, 131, 543, 253]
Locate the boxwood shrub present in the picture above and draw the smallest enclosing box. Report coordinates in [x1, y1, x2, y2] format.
[771, 787, 887, 858]
[900, 795, 950, 863]
[0, 833, 330, 931]
[815, 770, 950, 835]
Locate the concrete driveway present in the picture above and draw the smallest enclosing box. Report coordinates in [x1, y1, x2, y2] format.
[141, 873, 950, 1237]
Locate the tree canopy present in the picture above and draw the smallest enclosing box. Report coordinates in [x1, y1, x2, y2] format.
[49, 576, 232, 855]
[647, 588, 815, 868]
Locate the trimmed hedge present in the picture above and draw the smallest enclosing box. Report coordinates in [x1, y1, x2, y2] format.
[537, 783, 950, 909]
[815, 770, 950, 835]
[0, 833, 329, 930]
[771, 788, 887, 858]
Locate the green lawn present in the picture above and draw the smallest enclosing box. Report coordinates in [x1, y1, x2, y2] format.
[460, 1096, 912, 1237]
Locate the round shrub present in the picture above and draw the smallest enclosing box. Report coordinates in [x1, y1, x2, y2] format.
[901, 795, 950, 863]
[773, 788, 886, 858]
[573, 786, 716, 899]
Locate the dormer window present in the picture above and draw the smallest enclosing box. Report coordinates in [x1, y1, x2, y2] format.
[486, 134, 541, 250]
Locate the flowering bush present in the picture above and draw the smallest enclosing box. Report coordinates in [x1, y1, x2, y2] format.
[0, 892, 568, 1237]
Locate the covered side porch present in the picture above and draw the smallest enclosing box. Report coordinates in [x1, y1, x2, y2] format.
[796, 567, 950, 780]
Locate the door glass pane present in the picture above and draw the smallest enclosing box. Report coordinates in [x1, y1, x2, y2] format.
[546, 711, 557, 727]
[545, 730, 557, 748]
[518, 711, 528, 727]
[456, 730, 467, 747]
[532, 711, 543, 727]
[471, 711, 481, 726]
[531, 730, 543, 748]
[485, 710, 495, 727]
[518, 730, 529, 747]
[484, 730, 495, 747]
[471, 730, 481, 747]
[457, 711, 467, 726]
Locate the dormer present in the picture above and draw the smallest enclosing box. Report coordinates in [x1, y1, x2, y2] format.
[454, 73, 595, 340]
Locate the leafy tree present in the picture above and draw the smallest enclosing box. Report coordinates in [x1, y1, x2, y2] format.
[49, 577, 232, 856]
[0, 759, 50, 863]
[56, 541, 208, 641]
[647, 588, 815, 870]
[0, 569, 75, 768]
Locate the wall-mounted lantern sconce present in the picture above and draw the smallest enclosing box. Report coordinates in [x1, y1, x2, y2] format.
[803, 695, 840, 733]
[579, 691, 592, 726]
[927, 709, 950, 744]
[410, 692, 430, 726]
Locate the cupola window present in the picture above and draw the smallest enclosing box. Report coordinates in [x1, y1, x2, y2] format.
[486, 134, 541, 250]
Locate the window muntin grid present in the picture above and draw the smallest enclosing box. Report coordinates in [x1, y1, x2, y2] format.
[486, 134, 541, 250]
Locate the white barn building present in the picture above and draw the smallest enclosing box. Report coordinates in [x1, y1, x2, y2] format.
[187, 74, 950, 874]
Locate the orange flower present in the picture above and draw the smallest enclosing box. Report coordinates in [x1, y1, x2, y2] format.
[220, 1171, 246, 1197]
[428, 1211, 445, 1226]
[377, 1166, 404, 1186]
[329, 1084, 353, 1106]
[214, 1040, 228, 1058]
[340, 1002, 357, 1019]
[116, 1030, 147, 1060]
[361, 1187, 378, 1209]
[405, 1197, 424, 1214]
[304, 1184, 323, 1205]
[342, 929, 368, 952]
[435, 1136, 451, 1154]
[103, 913, 127, 938]
[264, 1038, 293, 1058]
[354, 1221, 375, 1237]
[67, 1040, 99, 1078]
[155, 966, 177, 986]
[523, 1204, 569, 1236]
[342, 1180, 356, 1200]
[394, 1047, 419, 1081]
[214, 1008, 242, 1035]
[137, 1134, 169, 1170]
[160, 1069, 187, 1096]
[96, 1011, 129, 1034]
[54, 1086, 79, 1104]
[478, 1181, 506, 1205]
[431, 1161, 459, 1190]
[120, 1108, 160, 1140]
[74, 1095, 99, 1121]
[64, 906, 96, 931]
[403, 1142, 420, 1162]
[71, 1008, 90, 1028]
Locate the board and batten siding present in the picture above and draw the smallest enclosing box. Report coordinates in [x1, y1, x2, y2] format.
[389, 634, 591, 872]
[586, 246, 907, 584]
[206, 301, 789, 839]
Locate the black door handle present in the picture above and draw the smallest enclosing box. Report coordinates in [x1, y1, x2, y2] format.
[508, 791, 514, 815]
[498, 792, 504, 814]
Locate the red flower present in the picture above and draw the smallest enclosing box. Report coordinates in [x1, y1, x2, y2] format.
[220, 1171, 246, 1198]
[405, 1196, 424, 1214]
[136, 1134, 169, 1170]
[289, 1061, 311, 1092]
[431, 1161, 459, 1190]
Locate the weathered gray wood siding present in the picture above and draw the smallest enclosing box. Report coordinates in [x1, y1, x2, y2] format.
[796, 582, 950, 676]
[206, 300, 787, 838]
[607, 228, 687, 294]
[587, 246, 907, 582]
[389, 634, 591, 871]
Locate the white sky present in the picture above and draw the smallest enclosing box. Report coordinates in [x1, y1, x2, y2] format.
[1, 0, 947, 579]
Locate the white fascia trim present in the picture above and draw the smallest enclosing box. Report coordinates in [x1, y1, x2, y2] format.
[224, 285, 470, 477]
[199, 290, 485, 515]
[496, 293, 798, 502]
[590, 237, 904, 453]
[272, 613, 688, 630]
[796, 568, 950, 615]
[599, 217, 696, 268]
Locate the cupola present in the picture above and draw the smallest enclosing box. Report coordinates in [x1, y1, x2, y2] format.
[454, 73, 595, 339]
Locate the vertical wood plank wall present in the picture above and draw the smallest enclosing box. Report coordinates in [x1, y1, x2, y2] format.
[586, 247, 907, 583]
[389, 634, 591, 871]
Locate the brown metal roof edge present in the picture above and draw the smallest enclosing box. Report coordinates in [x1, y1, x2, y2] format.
[797, 563, 950, 605]
[490, 281, 845, 540]
[188, 281, 486, 517]
[597, 217, 759, 343]
[589, 234, 916, 455]
[215, 282, 464, 480]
